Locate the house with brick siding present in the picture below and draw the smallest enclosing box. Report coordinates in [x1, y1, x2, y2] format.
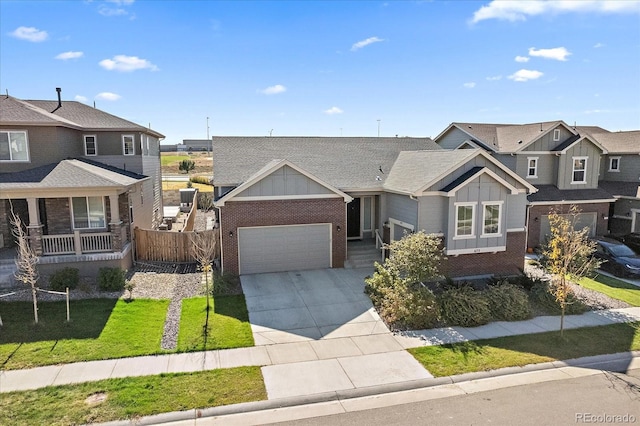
[0, 91, 164, 278]
[212, 137, 536, 278]
[434, 121, 639, 250]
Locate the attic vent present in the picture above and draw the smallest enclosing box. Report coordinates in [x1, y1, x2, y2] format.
[518, 140, 523, 144]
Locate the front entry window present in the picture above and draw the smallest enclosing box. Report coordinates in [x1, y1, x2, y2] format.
[72, 196, 106, 229]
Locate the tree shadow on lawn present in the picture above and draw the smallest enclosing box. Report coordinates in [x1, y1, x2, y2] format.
[0, 298, 118, 344]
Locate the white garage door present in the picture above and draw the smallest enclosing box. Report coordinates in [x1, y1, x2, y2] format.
[238, 224, 331, 275]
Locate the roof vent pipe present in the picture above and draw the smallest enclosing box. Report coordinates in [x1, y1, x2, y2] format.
[52, 87, 62, 112]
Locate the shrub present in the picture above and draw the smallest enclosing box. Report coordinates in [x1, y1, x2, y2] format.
[48, 267, 79, 291]
[178, 159, 195, 173]
[529, 281, 588, 315]
[364, 263, 395, 307]
[378, 282, 440, 330]
[98, 267, 126, 291]
[484, 282, 533, 321]
[190, 176, 212, 185]
[438, 286, 491, 327]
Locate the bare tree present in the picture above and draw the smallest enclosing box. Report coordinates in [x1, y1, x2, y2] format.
[9, 205, 40, 324]
[191, 230, 216, 315]
[542, 205, 600, 336]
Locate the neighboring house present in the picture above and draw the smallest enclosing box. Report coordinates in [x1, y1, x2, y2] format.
[0, 90, 164, 276]
[434, 121, 639, 249]
[587, 130, 640, 235]
[212, 137, 536, 278]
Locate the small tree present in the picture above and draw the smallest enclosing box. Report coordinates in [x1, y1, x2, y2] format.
[191, 230, 216, 325]
[178, 159, 195, 174]
[9, 207, 40, 324]
[541, 205, 600, 336]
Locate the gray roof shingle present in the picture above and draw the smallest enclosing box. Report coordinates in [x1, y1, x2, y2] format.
[528, 185, 616, 203]
[452, 121, 568, 152]
[212, 136, 440, 189]
[589, 131, 640, 154]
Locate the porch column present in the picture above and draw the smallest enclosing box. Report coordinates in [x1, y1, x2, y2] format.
[26, 197, 43, 256]
[109, 194, 123, 252]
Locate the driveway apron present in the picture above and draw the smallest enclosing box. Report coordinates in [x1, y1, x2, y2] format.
[241, 268, 433, 399]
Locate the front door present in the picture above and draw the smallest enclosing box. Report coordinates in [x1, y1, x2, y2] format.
[347, 198, 361, 239]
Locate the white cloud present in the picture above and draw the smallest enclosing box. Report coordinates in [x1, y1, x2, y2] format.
[107, 0, 135, 5]
[259, 84, 287, 95]
[99, 55, 158, 72]
[486, 75, 502, 81]
[508, 69, 544, 82]
[10, 26, 48, 42]
[593, 42, 605, 48]
[515, 55, 530, 63]
[529, 47, 571, 61]
[351, 36, 384, 51]
[471, 0, 640, 23]
[55, 51, 84, 60]
[99, 0, 135, 17]
[95, 92, 121, 101]
[463, 82, 476, 88]
[75, 95, 88, 103]
[324, 106, 343, 115]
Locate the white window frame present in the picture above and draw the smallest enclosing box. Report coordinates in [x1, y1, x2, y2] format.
[122, 134, 135, 155]
[0, 130, 30, 162]
[84, 135, 97, 156]
[608, 156, 621, 172]
[70, 196, 106, 230]
[571, 156, 588, 184]
[481, 201, 503, 238]
[553, 129, 560, 141]
[454, 202, 476, 239]
[526, 157, 538, 179]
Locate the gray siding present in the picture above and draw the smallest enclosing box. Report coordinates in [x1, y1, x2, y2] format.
[493, 154, 517, 172]
[237, 166, 334, 197]
[557, 140, 601, 189]
[90, 155, 144, 175]
[436, 127, 474, 149]
[515, 153, 557, 184]
[523, 125, 574, 152]
[417, 196, 447, 234]
[141, 153, 162, 229]
[600, 154, 640, 182]
[386, 192, 418, 228]
[506, 194, 527, 229]
[446, 174, 509, 251]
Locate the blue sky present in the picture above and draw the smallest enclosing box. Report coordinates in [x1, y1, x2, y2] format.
[2, 1, 639, 144]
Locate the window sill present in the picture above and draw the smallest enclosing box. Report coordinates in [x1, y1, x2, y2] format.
[453, 235, 476, 240]
[481, 234, 502, 238]
[526, 175, 538, 179]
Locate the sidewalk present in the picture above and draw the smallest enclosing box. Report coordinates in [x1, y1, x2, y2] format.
[2, 306, 640, 396]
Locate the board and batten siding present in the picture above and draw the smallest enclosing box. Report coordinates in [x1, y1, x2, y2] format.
[492, 154, 517, 172]
[556, 140, 601, 190]
[515, 153, 557, 185]
[446, 174, 509, 252]
[523, 125, 574, 152]
[417, 196, 447, 234]
[600, 154, 640, 182]
[425, 156, 522, 194]
[435, 127, 476, 149]
[386, 192, 418, 228]
[141, 150, 163, 229]
[506, 194, 527, 230]
[237, 165, 334, 197]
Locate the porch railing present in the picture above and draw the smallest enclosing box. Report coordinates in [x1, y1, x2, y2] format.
[374, 228, 387, 263]
[42, 231, 114, 256]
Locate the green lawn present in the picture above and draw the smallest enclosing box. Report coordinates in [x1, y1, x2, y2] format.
[0, 367, 266, 426]
[177, 296, 254, 351]
[578, 274, 640, 306]
[160, 154, 186, 166]
[409, 322, 640, 377]
[0, 299, 169, 370]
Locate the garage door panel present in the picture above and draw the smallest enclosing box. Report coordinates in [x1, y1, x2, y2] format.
[540, 212, 597, 243]
[238, 224, 331, 275]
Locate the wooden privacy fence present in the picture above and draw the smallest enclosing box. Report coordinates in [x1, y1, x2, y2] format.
[134, 228, 218, 263]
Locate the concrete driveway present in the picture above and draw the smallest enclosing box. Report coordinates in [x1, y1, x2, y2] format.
[241, 268, 390, 345]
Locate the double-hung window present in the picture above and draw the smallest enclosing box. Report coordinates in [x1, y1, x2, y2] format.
[553, 129, 560, 141]
[455, 203, 475, 238]
[609, 157, 620, 172]
[122, 135, 135, 155]
[71, 196, 106, 229]
[482, 202, 502, 237]
[84, 135, 97, 156]
[572, 157, 588, 184]
[0, 130, 29, 161]
[527, 157, 538, 178]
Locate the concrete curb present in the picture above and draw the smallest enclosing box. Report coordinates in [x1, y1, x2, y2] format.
[99, 350, 640, 426]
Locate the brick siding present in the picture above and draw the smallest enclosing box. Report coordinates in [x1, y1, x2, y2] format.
[219, 198, 346, 274]
[441, 231, 526, 278]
